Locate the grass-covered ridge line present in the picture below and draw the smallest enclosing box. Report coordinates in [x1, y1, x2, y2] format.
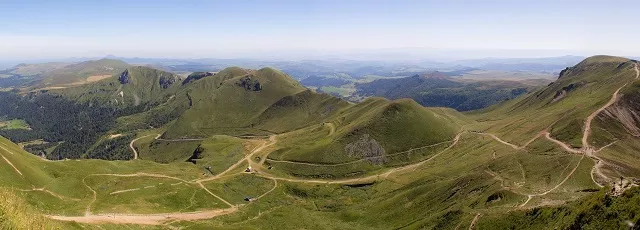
[0, 56, 638, 229]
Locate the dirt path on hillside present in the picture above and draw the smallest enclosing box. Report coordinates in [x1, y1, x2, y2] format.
[129, 134, 155, 159]
[543, 132, 582, 154]
[472, 130, 548, 151]
[266, 141, 451, 167]
[197, 135, 277, 183]
[83, 177, 97, 215]
[583, 63, 639, 150]
[256, 178, 278, 200]
[518, 155, 585, 207]
[48, 207, 239, 225]
[91, 173, 192, 183]
[154, 133, 205, 142]
[468, 213, 481, 230]
[581, 63, 640, 186]
[196, 182, 234, 207]
[476, 132, 520, 149]
[18, 187, 81, 201]
[0, 144, 14, 155]
[0, 152, 23, 176]
[326, 122, 336, 136]
[582, 87, 626, 149]
[43, 64, 640, 225]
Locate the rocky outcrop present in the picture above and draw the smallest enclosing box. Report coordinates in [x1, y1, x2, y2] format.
[558, 67, 574, 79]
[552, 82, 585, 103]
[344, 134, 386, 164]
[236, 75, 262, 91]
[159, 74, 178, 89]
[118, 69, 130, 84]
[182, 72, 214, 85]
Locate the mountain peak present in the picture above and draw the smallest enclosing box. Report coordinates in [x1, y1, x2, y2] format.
[579, 55, 630, 66]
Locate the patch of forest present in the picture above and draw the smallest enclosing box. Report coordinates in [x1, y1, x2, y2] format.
[0, 92, 141, 160]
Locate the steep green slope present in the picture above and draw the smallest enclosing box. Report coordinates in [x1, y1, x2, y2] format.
[163, 67, 307, 138]
[478, 187, 640, 229]
[585, 61, 640, 181]
[471, 56, 638, 147]
[2, 56, 640, 229]
[263, 97, 466, 178]
[54, 66, 182, 107]
[252, 89, 351, 133]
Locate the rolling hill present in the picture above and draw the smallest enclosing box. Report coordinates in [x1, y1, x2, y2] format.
[0, 56, 639, 229]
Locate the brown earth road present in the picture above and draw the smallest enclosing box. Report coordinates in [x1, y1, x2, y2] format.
[82, 176, 97, 215]
[18, 187, 81, 201]
[543, 132, 582, 154]
[581, 63, 639, 186]
[326, 122, 336, 136]
[91, 173, 192, 183]
[473, 130, 546, 151]
[582, 63, 639, 150]
[129, 134, 155, 159]
[477, 133, 520, 149]
[255, 178, 278, 200]
[197, 135, 277, 183]
[519, 155, 585, 207]
[48, 208, 239, 225]
[154, 134, 204, 142]
[196, 182, 235, 207]
[468, 213, 481, 230]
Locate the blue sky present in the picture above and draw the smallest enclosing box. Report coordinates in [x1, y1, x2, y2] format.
[0, 0, 638, 59]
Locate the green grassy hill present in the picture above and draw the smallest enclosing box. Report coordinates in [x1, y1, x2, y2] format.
[39, 59, 130, 86]
[56, 65, 183, 107]
[470, 56, 638, 147]
[264, 97, 467, 178]
[163, 67, 307, 138]
[1, 56, 640, 229]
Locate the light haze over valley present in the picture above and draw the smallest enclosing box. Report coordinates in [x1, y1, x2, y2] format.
[1, 1, 640, 229]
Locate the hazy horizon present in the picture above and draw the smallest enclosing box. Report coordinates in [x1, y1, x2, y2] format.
[1, 0, 639, 61]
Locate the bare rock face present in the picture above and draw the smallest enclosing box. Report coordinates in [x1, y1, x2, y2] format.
[236, 75, 262, 91]
[558, 67, 574, 79]
[602, 102, 640, 137]
[344, 134, 386, 164]
[552, 82, 585, 103]
[159, 74, 178, 89]
[118, 69, 130, 84]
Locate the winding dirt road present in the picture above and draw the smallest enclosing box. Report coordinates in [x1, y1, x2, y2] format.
[583, 63, 639, 150]
[129, 134, 155, 159]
